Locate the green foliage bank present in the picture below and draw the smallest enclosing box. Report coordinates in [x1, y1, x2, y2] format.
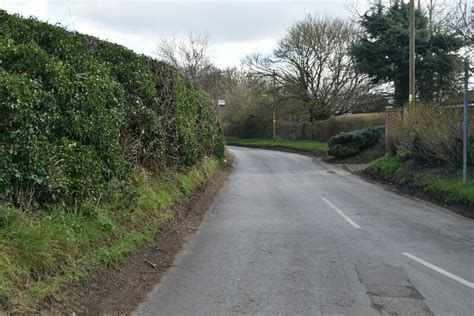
[0, 11, 224, 311]
[0, 11, 224, 209]
[367, 156, 474, 215]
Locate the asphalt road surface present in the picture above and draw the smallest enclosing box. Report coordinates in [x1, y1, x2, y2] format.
[134, 147, 474, 315]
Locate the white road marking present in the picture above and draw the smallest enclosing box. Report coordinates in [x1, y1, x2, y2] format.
[402, 252, 474, 289]
[321, 198, 361, 229]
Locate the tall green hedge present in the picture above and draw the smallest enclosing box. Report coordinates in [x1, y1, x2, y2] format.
[0, 11, 224, 210]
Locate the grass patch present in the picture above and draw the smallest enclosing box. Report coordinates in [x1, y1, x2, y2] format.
[226, 138, 328, 155]
[367, 156, 474, 212]
[0, 157, 221, 313]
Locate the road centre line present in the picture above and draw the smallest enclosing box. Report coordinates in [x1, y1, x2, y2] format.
[321, 198, 361, 229]
[402, 252, 474, 289]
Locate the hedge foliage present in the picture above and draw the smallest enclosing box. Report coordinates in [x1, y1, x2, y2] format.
[0, 11, 224, 210]
[275, 113, 385, 142]
[398, 103, 469, 167]
[328, 127, 384, 158]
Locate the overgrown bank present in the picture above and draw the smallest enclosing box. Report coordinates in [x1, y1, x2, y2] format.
[0, 158, 222, 312]
[366, 156, 474, 217]
[363, 103, 473, 216]
[0, 11, 225, 312]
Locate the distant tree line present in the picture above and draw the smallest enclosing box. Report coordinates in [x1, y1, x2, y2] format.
[155, 0, 472, 137]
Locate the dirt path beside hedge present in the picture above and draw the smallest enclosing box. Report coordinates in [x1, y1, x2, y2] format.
[44, 155, 234, 315]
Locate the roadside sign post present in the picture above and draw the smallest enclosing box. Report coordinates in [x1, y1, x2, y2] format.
[408, 0, 416, 104]
[463, 59, 470, 184]
[272, 71, 276, 141]
[272, 104, 276, 141]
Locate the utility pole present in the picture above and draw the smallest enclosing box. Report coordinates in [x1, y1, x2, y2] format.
[463, 59, 470, 184]
[409, 0, 416, 104]
[272, 71, 276, 141]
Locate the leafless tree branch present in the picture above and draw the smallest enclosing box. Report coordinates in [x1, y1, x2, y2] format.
[245, 15, 373, 121]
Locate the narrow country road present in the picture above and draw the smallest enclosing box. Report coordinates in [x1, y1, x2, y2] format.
[134, 147, 474, 315]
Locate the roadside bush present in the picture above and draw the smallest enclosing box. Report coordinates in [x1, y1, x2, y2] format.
[0, 46, 127, 207]
[0, 10, 224, 210]
[224, 113, 272, 139]
[328, 127, 384, 158]
[398, 103, 466, 166]
[86, 39, 165, 168]
[0, 11, 225, 312]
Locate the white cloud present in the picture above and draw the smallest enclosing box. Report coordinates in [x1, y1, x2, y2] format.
[0, 0, 362, 67]
[211, 38, 277, 68]
[1, 0, 48, 20]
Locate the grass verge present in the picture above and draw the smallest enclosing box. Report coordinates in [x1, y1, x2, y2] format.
[366, 156, 474, 215]
[226, 138, 328, 155]
[328, 145, 385, 164]
[0, 157, 221, 313]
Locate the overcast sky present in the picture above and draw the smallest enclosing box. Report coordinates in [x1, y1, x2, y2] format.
[1, 0, 369, 67]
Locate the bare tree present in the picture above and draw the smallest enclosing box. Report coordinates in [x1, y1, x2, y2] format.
[155, 33, 214, 87]
[418, 0, 472, 68]
[217, 68, 274, 138]
[446, 0, 473, 53]
[421, 0, 447, 36]
[245, 16, 372, 121]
